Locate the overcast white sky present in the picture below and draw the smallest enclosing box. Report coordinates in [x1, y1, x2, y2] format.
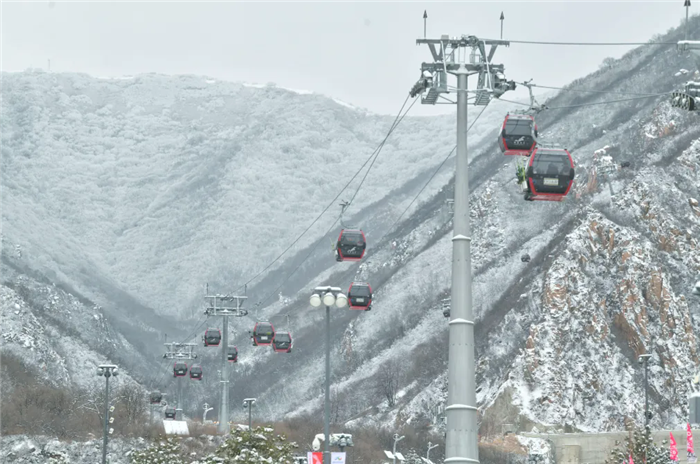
[2, 1, 694, 115]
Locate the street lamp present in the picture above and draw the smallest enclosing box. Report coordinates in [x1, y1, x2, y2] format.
[243, 398, 256, 430]
[309, 286, 347, 464]
[638, 353, 652, 427]
[96, 364, 118, 464]
[426, 442, 439, 462]
[384, 434, 406, 464]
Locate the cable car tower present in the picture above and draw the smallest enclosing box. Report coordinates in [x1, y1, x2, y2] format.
[203, 290, 248, 434]
[162, 342, 197, 421]
[409, 30, 513, 464]
[673, 5, 700, 113]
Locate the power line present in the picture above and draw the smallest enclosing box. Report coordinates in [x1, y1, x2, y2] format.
[495, 93, 664, 110]
[488, 38, 677, 46]
[524, 82, 672, 97]
[231, 95, 415, 295]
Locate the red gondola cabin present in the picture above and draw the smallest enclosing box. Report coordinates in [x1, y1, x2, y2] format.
[524, 148, 575, 202]
[173, 361, 188, 377]
[272, 332, 293, 353]
[498, 114, 538, 156]
[227, 346, 238, 362]
[189, 364, 203, 380]
[203, 328, 222, 347]
[336, 229, 366, 262]
[347, 282, 372, 311]
[164, 407, 176, 419]
[252, 321, 275, 346]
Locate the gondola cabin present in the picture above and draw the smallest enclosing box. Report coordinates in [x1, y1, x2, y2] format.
[189, 364, 203, 380]
[521, 254, 531, 263]
[499, 114, 538, 156]
[336, 229, 366, 262]
[227, 346, 238, 362]
[149, 391, 163, 404]
[164, 407, 176, 419]
[347, 282, 373, 310]
[524, 148, 575, 202]
[272, 332, 293, 353]
[203, 328, 222, 347]
[173, 361, 188, 377]
[252, 321, 275, 346]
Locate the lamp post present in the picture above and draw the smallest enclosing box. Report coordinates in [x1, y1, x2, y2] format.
[638, 353, 652, 427]
[96, 364, 118, 464]
[243, 398, 256, 430]
[310, 286, 348, 464]
[392, 434, 405, 464]
[427, 442, 439, 462]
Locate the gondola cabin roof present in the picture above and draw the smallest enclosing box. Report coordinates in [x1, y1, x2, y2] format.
[525, 148, 575, 202]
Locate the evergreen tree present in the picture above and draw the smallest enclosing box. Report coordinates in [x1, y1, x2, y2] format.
[605, 426, 670, 464]
[403, 448, 423, 464]
[130, 436, 185, 464]
[201, 425, 298, 464]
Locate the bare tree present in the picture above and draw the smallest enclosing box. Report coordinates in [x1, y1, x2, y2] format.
[375, 360, 404, 408]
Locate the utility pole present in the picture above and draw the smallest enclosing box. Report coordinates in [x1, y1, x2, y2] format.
[639, 353, 652, 428]
[310, 286, 349, 464]
[410, 34, 513, 464]
[243, 398, 256, 430]
[96, 364, 118, 464]
[162, 342, 197, 421]
[204, 293, 248, 434]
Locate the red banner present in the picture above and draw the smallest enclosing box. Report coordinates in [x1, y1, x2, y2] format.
[689, 423, 695, 453]
[671, 432, 679, 461]
[628, 454, 634, 464]
[307, 452, 323, 464]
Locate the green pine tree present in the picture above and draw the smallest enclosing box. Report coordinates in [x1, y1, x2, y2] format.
[605, 426, 670, 464]
[130, 436, 185, 464]
[200, 425, 298, 464]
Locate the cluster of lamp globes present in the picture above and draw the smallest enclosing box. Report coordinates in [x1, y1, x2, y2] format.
[309, 289, 348, 308]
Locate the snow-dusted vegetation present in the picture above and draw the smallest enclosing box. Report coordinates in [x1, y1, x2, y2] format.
[2, 12, 700, 464]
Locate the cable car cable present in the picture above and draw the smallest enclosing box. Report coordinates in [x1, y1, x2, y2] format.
[496, 93, 666, 110]
[253, 99, 419, 307]
[229, 95, 417, 296]
[374, 106, 487, 246]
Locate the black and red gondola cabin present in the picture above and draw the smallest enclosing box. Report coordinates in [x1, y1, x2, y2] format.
[189, 364, 203, 380]
[272, 331, 293, 353]
[336, 229, 366, 262]
[252, 321, 275, 346]
[524, 148, 575, 202]
[499, 114, 538, 156]
[227, 346, 238, 362]
[149, 391, 163, 404]
[173, 361, 188, 377]
[164, 407, 176, 419]
[204, 328, 222, 347]
[347, 282, 373, 310]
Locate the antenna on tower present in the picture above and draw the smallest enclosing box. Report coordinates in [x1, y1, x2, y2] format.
[423, 10, 428, 39]
[500, 12, 505, 40]
[685, 0, 692, 42]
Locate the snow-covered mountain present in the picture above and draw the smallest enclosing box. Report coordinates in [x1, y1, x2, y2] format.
[1, 14, 700, 452]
